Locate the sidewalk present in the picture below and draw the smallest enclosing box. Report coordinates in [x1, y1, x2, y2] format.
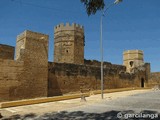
[0, 87, 150, 108]
[0, 89, 150, 118]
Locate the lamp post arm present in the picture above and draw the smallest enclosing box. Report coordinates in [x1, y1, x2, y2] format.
[103, 3, 115, 16]
[103, 0, 123, 16]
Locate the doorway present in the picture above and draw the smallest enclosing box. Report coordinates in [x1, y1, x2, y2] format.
[141, 78, 144, 88]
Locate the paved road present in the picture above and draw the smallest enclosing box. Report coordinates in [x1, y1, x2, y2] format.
[1, 89, 160, 120]
[66, 90, 160, 120]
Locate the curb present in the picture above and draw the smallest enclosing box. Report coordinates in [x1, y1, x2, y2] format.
[0, 88, 150, 108]
[0, 93, 89, 108]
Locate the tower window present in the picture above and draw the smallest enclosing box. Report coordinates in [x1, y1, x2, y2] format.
[66, 50, 69, 53]
[130, 61, 134, 67]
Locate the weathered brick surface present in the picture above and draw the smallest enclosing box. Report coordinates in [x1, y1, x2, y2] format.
[0, 59, 24, 102]
[0, 27, 152, 102]
[0, 44, 14, 60]
[123, 50, 144, 73]
[48, 62, 145, 97]
[147, 72, 160, 87]
[12, 30, 49, 100]
[54, 23, 84, 64]
[0, 30, 49, 102]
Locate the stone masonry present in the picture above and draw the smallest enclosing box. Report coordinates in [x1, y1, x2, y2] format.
[148, 72, 160, 87]
[123, 50, 144, 73]
[14, 30, 49, 100]
[48, 59, 151, 96]
[0, 44, 14, 60]
[54, 23, 84, 64]
[0, 59, 24, 101]
[0, 30, 49, 101]
[0, 23, 156, 102]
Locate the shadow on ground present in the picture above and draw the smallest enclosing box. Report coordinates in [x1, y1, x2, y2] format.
[1, 110, 160, 120]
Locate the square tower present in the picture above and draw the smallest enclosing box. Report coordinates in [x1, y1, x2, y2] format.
[54, 23, 84, 64]
[14, 30, 49, 99]
[15, 30, 48, 65]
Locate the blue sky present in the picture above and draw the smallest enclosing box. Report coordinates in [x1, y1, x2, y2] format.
[0, 0, 159, 72]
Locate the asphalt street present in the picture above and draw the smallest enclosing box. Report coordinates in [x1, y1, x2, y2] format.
[66, 90, 160, 120]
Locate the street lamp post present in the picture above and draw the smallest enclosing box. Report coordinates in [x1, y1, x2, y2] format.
[100, 0, 122, 99]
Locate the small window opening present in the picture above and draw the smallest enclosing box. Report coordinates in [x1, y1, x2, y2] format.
[130, 61, 134, 67]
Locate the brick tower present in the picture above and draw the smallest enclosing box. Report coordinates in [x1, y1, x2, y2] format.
[15, 30, 48, 64]
[54, 23, 85, 64]
[123, 50, 144, 73]
[14, 30, 49, 99]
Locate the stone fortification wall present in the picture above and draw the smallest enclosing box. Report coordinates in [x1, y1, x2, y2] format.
[0, 44, 15, 60]
[84, 59, 126, 70]
[148, 72, 160, 87]
[48, 62, 142, 96]
[84, 59, 112, 67]
[0, 59, 24, 102]
[0, 30, 49, 102]
[0, 24, 152, 102]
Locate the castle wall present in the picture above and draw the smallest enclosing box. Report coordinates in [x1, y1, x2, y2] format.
[0, 59, 24, 102]
[0, 44, 15, 60]
[0, 30, 49, 102]
[0, 24, 152, 102]
[147, 72, 160, 87]
[48, 62, 143, 96]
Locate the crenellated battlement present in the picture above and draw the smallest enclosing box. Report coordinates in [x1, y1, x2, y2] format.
[0, 44, 15, 60]
[54, 23, 84, 64]
[123, 50, 144, 61]
[123, 50, 143, 55]
[123, 50, 144, 73]
[54, 23, 84, 33]
[17, 30, 49, 42]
